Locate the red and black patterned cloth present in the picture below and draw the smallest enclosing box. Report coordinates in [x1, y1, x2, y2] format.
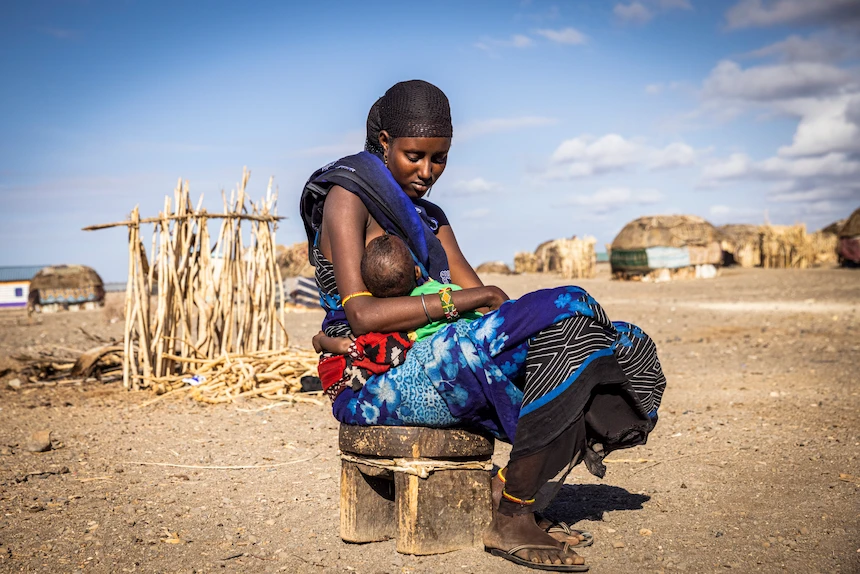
[318, 332, 413, 401]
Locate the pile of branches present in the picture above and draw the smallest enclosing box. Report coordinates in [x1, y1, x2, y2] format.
[145, 348, 320, 404]
[11, 344, 123, 386]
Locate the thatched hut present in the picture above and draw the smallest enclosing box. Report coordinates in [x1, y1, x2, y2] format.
[610, 215, 721, 279]
[718, 224, 762, 268]
[760, 224, 808, 268]
[276, 241, 315, 278]
[514, 236, 597, 279]
[821, 219, 846, 236]
[475, 261, 513, 275]
[837, 207, 860, 266]
[809, 231, 839, 267]
[759, 224, 837, 269]
[513, 251, 539, 274]
[719, 222, 839, 269]
[28, 265, 105, 313]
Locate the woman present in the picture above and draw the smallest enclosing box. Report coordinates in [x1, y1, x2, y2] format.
[300, 80, 666, 572]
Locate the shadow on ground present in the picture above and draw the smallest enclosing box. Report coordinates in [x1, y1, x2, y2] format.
[543, 484, 650, 524]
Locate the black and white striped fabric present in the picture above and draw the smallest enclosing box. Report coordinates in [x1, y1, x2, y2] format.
[522, 316, 615, 407]
[612, 322, 666, 416]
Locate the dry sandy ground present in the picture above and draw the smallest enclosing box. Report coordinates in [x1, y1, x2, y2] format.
[0, 267, 858, 574]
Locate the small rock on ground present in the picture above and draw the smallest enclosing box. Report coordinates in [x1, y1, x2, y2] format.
[25, 430, 52, 453]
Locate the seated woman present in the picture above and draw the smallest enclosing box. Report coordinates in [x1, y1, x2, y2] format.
[300, 80, 666, 572]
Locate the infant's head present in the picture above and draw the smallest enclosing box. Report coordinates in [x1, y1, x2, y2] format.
[361, 234, 418, 298]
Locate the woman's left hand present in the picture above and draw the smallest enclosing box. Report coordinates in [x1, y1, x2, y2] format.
[483, 285, 510, 311]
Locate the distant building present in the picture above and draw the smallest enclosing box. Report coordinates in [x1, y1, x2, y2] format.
[0, 266, 45, 309]
[28, 265, 105, 313]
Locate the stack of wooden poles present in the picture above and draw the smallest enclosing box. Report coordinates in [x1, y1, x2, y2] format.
[85, 169, 318, 402]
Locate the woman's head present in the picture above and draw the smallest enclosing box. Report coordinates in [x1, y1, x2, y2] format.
[365, 80, 452, 199]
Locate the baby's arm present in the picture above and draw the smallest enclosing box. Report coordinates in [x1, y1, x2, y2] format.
[312, 331, 352, 355]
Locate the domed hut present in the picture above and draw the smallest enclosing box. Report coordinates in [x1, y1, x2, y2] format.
[610, 215, 721, 280]
[514, 236, 597, 279]
[276, 241, 314, 278]
[837, 206, 860, 267]
[28, 265, 105, 313]
[475, 261, 513, 275]
[718, 224, 762, 268]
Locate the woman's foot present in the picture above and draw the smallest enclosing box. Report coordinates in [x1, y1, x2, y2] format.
[535, 515, 592, 547]
[483, 512, 586, 568]
[491, 471, 591, 547]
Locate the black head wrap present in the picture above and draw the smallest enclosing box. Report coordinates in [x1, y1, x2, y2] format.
[365, 80, 453, 158]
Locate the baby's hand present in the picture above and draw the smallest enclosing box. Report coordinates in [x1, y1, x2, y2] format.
[312, 331, 326, 353]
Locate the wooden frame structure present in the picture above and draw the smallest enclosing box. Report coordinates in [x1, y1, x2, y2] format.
[85, 169, 291, 393]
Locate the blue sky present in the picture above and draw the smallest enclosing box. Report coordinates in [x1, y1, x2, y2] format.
[2, 0, 858, 281]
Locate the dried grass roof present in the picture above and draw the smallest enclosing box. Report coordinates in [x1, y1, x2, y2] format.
[840, 207, 860, 238]
[717, 224, 762, 245]
[475, 261, 513, 274]
[29, 265, 103, 291]
[820, 219, 845, 236]
[612, 215, 718, 251]
[276, 242, 314, 278]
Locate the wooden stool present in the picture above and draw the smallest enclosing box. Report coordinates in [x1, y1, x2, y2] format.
[339, 425, 495, 555]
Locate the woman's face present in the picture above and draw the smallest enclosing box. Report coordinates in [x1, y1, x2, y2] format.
[380, 132, 451, 199]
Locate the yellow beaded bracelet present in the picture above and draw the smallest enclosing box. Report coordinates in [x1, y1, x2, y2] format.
[341, 291, 372, 306]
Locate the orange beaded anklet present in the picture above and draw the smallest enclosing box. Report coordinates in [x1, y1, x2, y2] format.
[497, 468, 535, 504]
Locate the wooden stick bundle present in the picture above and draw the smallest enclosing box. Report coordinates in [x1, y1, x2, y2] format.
[87, 169, 305, 400]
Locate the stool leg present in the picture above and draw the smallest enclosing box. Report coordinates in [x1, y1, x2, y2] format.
[395, 469, 492, 555]
[340, 460, 396, 543]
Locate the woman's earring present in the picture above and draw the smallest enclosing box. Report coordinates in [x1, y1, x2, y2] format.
[384, 154, 388, 166]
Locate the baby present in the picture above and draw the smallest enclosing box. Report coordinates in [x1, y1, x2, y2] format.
[312, 234, 481, 354]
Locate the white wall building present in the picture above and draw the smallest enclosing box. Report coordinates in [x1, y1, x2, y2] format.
[0, 266, 44, 310]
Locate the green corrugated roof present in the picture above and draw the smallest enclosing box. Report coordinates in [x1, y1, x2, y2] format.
[0, 266, 48, 282]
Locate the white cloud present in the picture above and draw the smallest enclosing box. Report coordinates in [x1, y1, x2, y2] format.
[614, 0, 691, 24]
[745, 34, 858, 63]
[726, 0, 860, 29]
[658, 0, 692, 8]
[535, 27, 588, 45]
[458, 116, 557, 140]
[551, 134, 639, 171]
[703, 151, 860, 183]
[512, 34, 533, 47]
[776, 95, 860, 156]
[759, 153, 860, 179]
[708, 204, 762, 219]
[768, 184, 859, 203]
[702, 60, 853, 103]
[614, 2, 652, 24]
[709, 205, 732, 216]
[475, 34, 534, 54]
[702, 153, 754, 181]
[652, 142, 698, 169]
[451, 178, 501, 194]
[563, 187, 665, 208]
[645, 83, 664, 95]
[546, 134, 697, 178]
